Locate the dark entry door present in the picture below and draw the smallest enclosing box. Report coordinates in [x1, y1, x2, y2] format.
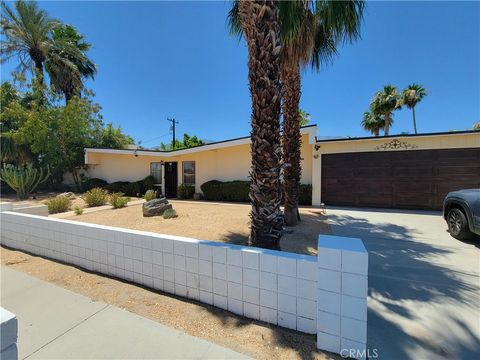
[164, 162, 178, 198]
[321, 148, 480, 210]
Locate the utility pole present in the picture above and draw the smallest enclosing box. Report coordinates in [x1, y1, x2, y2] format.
[167, 118, 179, 149]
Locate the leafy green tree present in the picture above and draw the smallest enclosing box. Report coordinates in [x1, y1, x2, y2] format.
[46, 24, 96, 103]
[361, 111, 385, 137]
[159, 133, 204, 150]
[400, 83, 426, 134]
[474, 122, 480, 130]
[0, 0, 59, 84]
[96, 123, 134, 149]
[370, 85, 401, 136]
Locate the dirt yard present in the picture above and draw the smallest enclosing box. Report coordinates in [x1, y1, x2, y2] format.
[62, 201, 330, 255]
[0, 247, 338, 360]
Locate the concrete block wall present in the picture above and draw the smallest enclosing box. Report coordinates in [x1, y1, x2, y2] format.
[0, 202, 48, 216]
[1, 307, 18, 359]
[0, 212, 368, 357]
[317, 235, 368, 359]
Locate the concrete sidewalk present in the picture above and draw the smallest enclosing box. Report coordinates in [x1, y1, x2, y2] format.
[0, 266, 250, 359]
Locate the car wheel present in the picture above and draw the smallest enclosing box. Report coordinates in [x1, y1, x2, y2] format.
[447, 208, 472, 240]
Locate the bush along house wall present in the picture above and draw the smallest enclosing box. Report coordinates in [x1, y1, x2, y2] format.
[0, 212, 367, 358]
[201, 180, 312, 205]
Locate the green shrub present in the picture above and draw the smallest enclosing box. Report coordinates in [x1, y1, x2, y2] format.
[163, 208, 177, 219]
[82, 178, 108, 191]
[142, 175, 155, 192]
[298, 184, 312, 206]
[46, 196, 71, 214]
[200, 180, 250, 202]
[74, 206, 83, 215]
[109, 192, 130, 209]
[105, 181, 142, 197]
[178, 184, 195, 199]
[83, 187, 109, 207]
[200, 180, 312, 205]
[144, 189, 156, 201]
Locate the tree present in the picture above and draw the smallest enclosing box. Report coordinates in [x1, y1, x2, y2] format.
[0, 0, 59, 84]
[46, 24, 96, 103]
[370, 85, 401, 136]
[96, 123, 133, 149]
[159, 133, 204, 151]
[400, 83, 426, 134]
[234, 0, 284, 248]
[299, 109, 311, 126]
[361, 111, 385, 137]
[474, 122, 480, 130]
[229, 1, 364, 226]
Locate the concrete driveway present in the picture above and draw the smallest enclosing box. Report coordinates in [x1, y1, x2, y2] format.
[324, 207, 479, 360]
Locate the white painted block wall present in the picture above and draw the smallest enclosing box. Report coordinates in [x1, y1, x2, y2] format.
[1, 307, 18, 359]
[0, 211, 368, 358]
[317, 235, 368, 360]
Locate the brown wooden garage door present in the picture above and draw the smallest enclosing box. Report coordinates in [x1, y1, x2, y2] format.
[321, 148, 480, 210]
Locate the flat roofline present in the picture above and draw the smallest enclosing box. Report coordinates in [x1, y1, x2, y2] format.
[315, 130, 479, 143]
[86, 124, 317, 156]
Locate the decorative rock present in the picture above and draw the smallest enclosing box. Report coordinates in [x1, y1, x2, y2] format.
[193, 193, 203, 200]
[143, 198, 172, 217]
[57, 192, 75, 199]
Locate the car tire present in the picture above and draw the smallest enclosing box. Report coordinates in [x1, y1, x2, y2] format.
[447, 208, 473, 240]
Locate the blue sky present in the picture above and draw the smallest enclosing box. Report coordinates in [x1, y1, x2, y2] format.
[2, 1, 479, 146]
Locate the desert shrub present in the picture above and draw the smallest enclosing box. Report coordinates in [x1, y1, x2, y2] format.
[144, 189, 156, 201]
[109, 192, 130, 209]
[178, 184, 195, 199]
[105, 181, 142, 197]
[46, 196, 71, 214]
[74, 206, 83, 215]
[200, 180, 250, 202]
[163, 208, 178, 219]
[83, 187, 109, 207]
[142, 175, 155, 192]
[82, 178, 108, 191]
[298, 184, 312, 206]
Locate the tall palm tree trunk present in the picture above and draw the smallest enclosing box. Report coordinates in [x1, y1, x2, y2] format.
[412, 106, 417, 134]
[374, 129, 379, 137]
[239, 0, 284, 248]
[281, 64, 301, 226]
[384, 112, 391, 136]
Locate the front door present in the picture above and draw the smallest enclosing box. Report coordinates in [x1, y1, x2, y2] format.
[164, 162, 178, 198]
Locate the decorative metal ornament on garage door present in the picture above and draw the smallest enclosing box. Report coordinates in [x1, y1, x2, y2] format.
[374, 139, 418, 150]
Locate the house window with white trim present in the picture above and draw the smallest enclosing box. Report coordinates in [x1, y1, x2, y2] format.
[182, 161, 195, 185]
[150, 162, 162, 184]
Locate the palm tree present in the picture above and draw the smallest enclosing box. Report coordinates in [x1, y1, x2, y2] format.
[400, 83, 426, 134]
[230, 1, 364, 226]
[361, 111, 385, 137]
[0, 0, 59, 84]
[370, 85, 401, 136]
[299, 109, 311, 126]
[46, 24, 96, 103]
[280, 1, 363, 225]
[233, 1, 284, 248]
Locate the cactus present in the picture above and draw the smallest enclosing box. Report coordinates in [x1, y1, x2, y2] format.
[0, 163, 50, 200]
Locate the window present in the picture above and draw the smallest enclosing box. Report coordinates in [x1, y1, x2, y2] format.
[150, 162, 162, 184]
[182, 161, 195, 185]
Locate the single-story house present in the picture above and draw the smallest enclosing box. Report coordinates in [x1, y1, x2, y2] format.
[84, 125, 480, 210]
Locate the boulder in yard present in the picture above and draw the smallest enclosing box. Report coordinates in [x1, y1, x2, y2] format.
[57, 192, 75, 199]
[143, 198, 172, 217]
